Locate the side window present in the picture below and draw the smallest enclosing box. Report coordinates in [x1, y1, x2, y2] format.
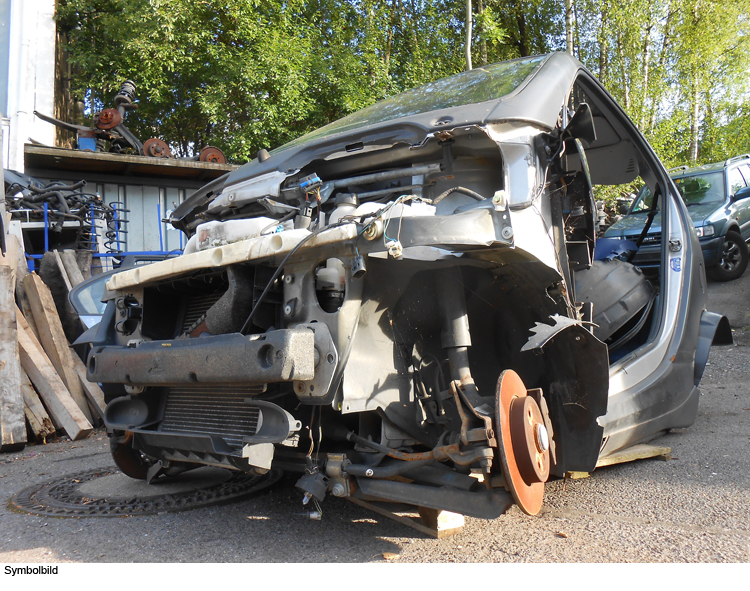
[728, 167, 746, 195]
[739, 164, 750, 186]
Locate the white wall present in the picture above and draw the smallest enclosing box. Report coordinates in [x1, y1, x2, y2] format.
[4, 0, 56, 172]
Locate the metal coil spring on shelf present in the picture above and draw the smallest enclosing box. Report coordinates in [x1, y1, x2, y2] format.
[103, 201, 129, 254]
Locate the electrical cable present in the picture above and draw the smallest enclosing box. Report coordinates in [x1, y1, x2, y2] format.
[260, 211, 295, 235]
[239, 220, 351, 335]
[432, 186, 485, 205]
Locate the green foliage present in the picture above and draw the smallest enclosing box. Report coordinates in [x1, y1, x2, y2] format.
[57, 0, 471, 161]
[57, 0, 750, 167]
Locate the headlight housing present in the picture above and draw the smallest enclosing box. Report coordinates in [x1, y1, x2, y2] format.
[694, 224, 715, 238]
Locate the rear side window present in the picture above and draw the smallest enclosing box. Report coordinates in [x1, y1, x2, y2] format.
[738, 164, 750, 186]
[728, 167, 746, 195]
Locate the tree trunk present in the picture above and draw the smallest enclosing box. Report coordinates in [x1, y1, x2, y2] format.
[384, 0, 397, 78]
[517, 11, 528, 56]
[640, 22, 652, 128]
[478, 0, 487, 66]
[565, 0, 574, 55]
[648, 5, 673, 133]
[688, 74, 700, 164]
[465, 0, 473, 71]
[616, 30, 630, 111]
[598, 1, 609, 80]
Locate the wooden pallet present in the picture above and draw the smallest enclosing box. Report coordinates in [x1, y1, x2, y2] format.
[566, 443, 673, 479]
[347, 497, 465, 538]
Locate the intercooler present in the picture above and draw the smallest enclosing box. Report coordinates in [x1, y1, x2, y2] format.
[160, 385, 266, 450]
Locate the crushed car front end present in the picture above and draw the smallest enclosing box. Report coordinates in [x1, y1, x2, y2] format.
[82, 53, 725, 519]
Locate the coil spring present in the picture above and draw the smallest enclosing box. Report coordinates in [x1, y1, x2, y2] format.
[103, 201, 129, 254]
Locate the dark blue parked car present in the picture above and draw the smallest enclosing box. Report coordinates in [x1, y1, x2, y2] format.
[605, 155, 750, 281]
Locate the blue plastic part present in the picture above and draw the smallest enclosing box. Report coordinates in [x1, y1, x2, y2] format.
[43, 203, 49, 253]
[594, 238, 639, 261]
[77, 137, 97, 151]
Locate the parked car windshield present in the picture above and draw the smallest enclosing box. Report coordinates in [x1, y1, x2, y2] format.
[272, 55, 547, 153]
[630, 186, 655, 213]
[673, 172, 725, 205]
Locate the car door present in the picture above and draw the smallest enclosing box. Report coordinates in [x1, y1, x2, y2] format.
[737, 164, 750, 241]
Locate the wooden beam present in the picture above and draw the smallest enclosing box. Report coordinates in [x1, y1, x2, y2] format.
[22, 273, 93, 423]
[20, 369, 56, 441]
[61, 249, 86, 287]
[10, 235, 39, 340]
[16, 309, 92, 440]
[596, 444, 672, 467]
[0, 263, 27, 450]
[69, 346, 107, 422]
[52, 250, 73, 293]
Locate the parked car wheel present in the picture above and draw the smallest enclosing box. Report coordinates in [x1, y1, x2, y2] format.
[708, 231, 749, 281]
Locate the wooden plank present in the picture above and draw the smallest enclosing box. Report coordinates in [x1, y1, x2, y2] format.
[596, 444, 672, 468]
[61, 250, 86, 287]
[347, 498, 464, 539]
[16, 309, 92, 440]
[2, 229, 19, 284]
[69, 346, 107, 422]
[22, 273, 93, 423]
[16, 309, 61, 431]
[20, 369, 56, 441]
[0, 264, 27, 450]
[52, 250, 73, 293]
[10, 235, 40, 340]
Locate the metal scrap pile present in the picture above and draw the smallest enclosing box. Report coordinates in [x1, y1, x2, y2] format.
[35, 80, 226, 163]
[4, 171, 119, 250]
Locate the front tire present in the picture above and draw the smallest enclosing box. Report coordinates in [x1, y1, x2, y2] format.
[708, 231, 748, 282]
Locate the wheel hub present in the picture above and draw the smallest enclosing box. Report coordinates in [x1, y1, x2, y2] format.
[495, 370, 551, 515]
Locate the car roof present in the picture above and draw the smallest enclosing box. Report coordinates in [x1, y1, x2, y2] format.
[670, 155, 750, 179]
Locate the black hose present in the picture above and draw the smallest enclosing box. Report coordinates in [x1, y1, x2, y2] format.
[29, 179, 86, 193]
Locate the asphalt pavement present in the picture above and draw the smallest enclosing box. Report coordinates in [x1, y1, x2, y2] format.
[0, 271, 748, 563]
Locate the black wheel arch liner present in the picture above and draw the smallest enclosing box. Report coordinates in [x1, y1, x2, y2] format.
[694, 310, 732, 386]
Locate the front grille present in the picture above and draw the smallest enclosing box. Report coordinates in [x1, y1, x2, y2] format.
[160, 385, 266, 450]
[640, 232, 661, 245]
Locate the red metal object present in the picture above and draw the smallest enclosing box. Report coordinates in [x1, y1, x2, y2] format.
[199, 146, 227, 164]
[95, 108, 122, 130]
[143, 138, 173, 158]
[495, 369, 550, 515]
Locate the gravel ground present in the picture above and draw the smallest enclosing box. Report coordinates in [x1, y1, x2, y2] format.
[1, 274, 749, 564]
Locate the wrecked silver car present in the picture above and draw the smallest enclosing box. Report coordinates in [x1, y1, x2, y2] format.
[80, 53, 730, 519]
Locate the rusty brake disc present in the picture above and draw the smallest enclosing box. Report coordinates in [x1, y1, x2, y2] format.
[143, 137, 173, 158]
[199, 146, 226, 164]
[95, 108, 122, 130]
[495, 369, 551, 515]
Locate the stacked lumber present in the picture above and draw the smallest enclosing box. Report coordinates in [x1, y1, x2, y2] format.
[0, 218, 105, 447]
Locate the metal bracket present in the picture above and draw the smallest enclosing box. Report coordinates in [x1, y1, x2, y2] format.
[293, 322, 339, 402]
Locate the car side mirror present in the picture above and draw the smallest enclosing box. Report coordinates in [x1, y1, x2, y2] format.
[618, 204, 629, 215]
[563, 103, 597, 148]
[732, 186, 750, 202]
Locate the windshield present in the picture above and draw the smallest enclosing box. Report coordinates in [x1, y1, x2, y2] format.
[630, 186, 655, 213]
[673, 172, 725, 205]
[272, 55, 547, 154]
